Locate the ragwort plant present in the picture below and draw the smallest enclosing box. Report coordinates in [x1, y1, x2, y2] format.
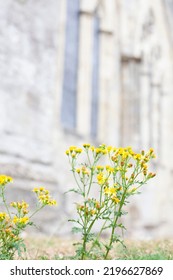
[66, 144, 156, 259]
[0, 175, 56, 260]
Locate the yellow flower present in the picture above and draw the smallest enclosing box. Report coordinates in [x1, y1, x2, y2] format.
[0, 212, 9, 221]
[104, 187, 116, 195]
[0, 175, 13, 186]
[101, 149, 108, 155]
[32, 187, 39, 193]
[90, 146, 95, 152]
[33, 187, 57, 206]
[83, 144, 90, 148]
[13, 216, 18, 224]
[149, 148, 156, 158]
[95, 148, 102, 155]
[81, 166, 90, 175]
[141, 162, 148, 169]
[10, 202, 17, 208]
[106, 165, 114, 173]
[133, 153, 142, 160]
[122, 151, 129, 159]
[96, 165, 104, 171]
[38, 194, 57, 206]
[38, 194, 49, 203]
[116, 167, 121, 171]
[47, 199, 57, 206]
[127, 146, 135, 156]
[107, 146, 113, 152]
[97, 172, 106, 185]
[118, 147, 124, 155]
[21, 201, 29, 209]
[111, 195, 120, 204]
[76, 148, 82, 153]
[13, 216, 29, 225]
[39, 187, 45, 191]
[147, 172, 156, 178]
[65, 150, 70, 155]
[76, 168, 81, 174]
[90, 209, 96, 216]
[10, 200, 29, 210]
[71, 152, 76, 158]
[69, 146, 77, 152]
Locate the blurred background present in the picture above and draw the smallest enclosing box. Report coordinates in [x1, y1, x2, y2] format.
[0, 0, 173, 240]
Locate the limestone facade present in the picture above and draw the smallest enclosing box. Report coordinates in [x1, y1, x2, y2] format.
[0, 0, 173, 238]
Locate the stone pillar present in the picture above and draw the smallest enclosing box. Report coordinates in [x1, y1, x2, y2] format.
[120, 57, 141, 148]
[55, 0, 67, 124]
[151, 84, 160, 155]
[76, 11, 93, 136]
[97, 0, 119, 144]
[140, 72, 151, 150]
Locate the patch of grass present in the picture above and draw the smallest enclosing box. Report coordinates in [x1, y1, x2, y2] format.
[115, 240, 173, 260]
[22, 236, 76, 260]
[20, 236, 173, 260]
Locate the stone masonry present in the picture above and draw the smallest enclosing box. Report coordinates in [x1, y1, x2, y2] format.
[0, 0, 173, 239]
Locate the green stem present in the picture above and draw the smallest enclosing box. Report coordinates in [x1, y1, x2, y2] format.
[1, 188, 11, 219]
[74, 172, 84, 194]
[81, 208, 88, 259]
[86, 150, 91, 166]
[29, 205, 45, 219]
[88, 219, 107, 255]
[82, 204, 111, 257]
[87, 158, 98, 197]
[104, 190, 127, 259]
[71, 161, 83, 194]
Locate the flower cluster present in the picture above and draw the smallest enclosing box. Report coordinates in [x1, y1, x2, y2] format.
[0, 175, 13, 186]
[66, 143, 156, 259]
[0, 212, 9, 222]
[13, 216, 29, 225]
[10, 200, 30, 226]
[10, 200, 29, 214]
[0, 212, 19, 244]
[65, 146, 83, 158]
[0, 175, 57, 259]
[76, 198, 103, 218]
[33, 187, 57, 206]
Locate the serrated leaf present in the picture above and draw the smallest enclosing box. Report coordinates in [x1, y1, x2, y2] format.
[72, 227, 83, 234]
[117, 223, 126, 230]
[68, 219, 77, 223]
[64, 188, 83, 195]
[85, 233, 95, 242]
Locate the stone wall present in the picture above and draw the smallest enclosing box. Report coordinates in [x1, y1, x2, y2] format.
[0, 0, 61, 234]
[0, 0, 173, 238]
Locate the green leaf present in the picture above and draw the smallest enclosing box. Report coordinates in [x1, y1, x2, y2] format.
[92, 238, 103, 249]
[117, 223, 127, 230]
[72, 227, 83, 234]
[85, 233, 95, 242]
[68, 219, 77, 223]
[64, 188, 83, 195]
